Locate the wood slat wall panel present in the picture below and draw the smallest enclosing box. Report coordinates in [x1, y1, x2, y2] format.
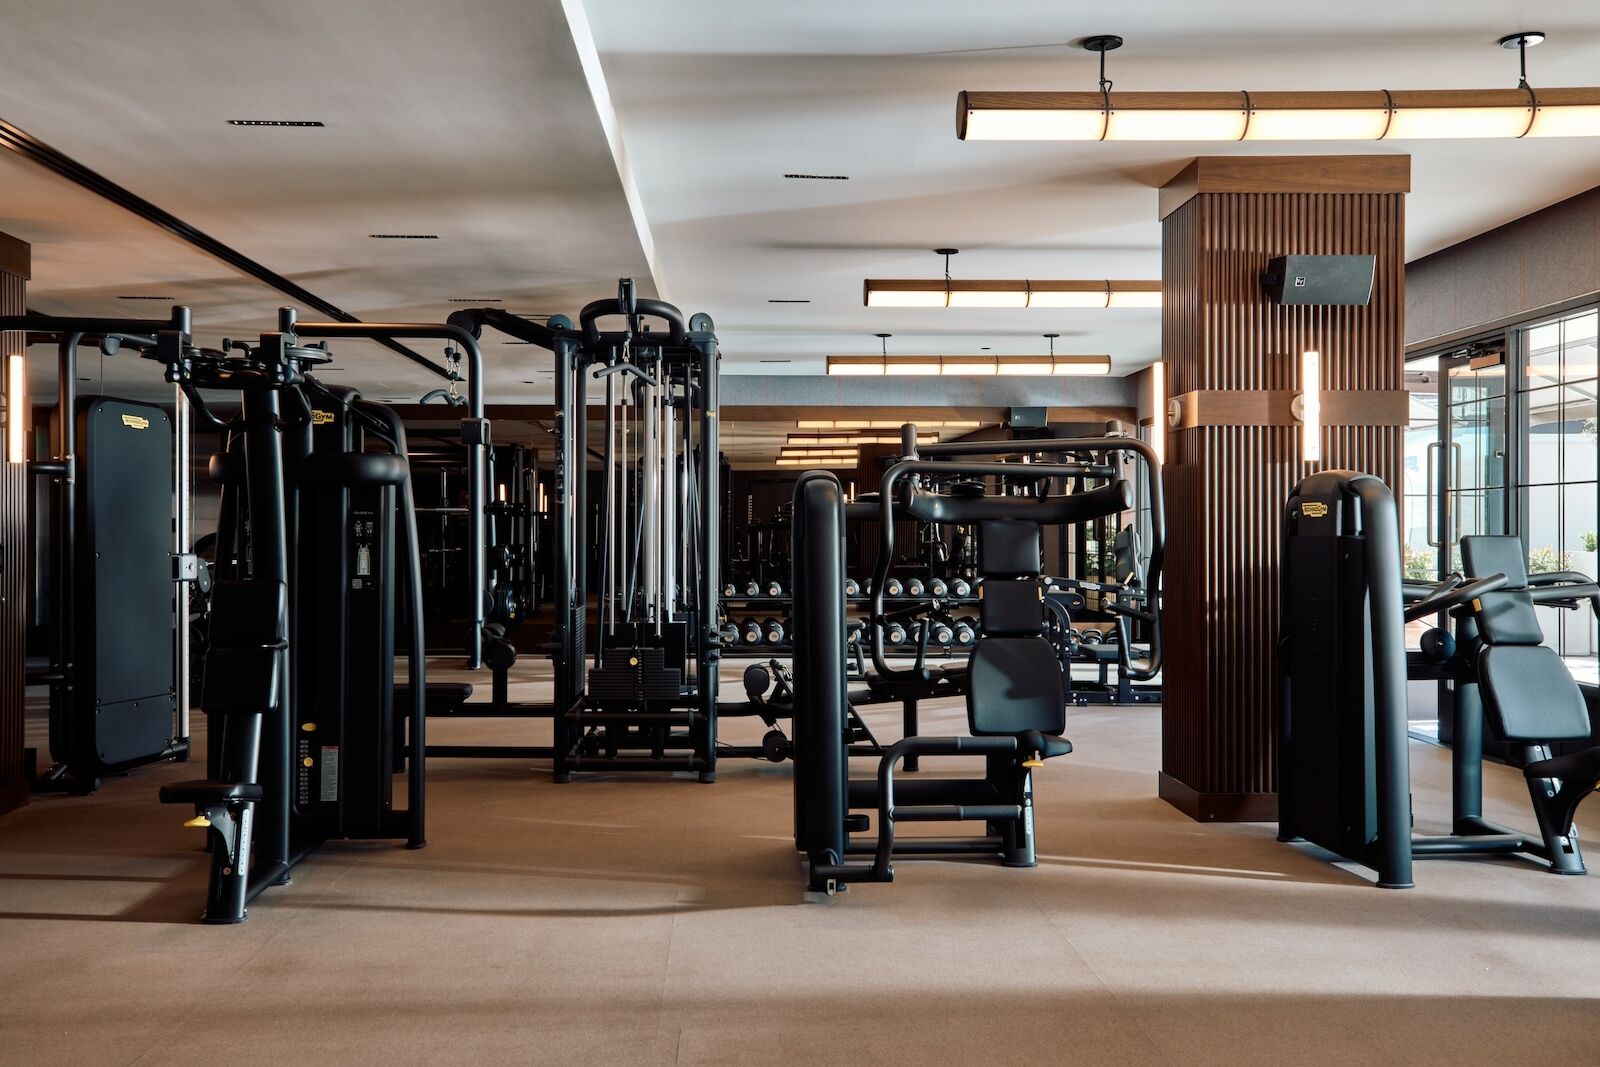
[1161, 187, 1405, 820]
[0, 267, 26, 815]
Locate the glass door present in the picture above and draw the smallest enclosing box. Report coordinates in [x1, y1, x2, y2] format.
[1436, 346, 1510, 574]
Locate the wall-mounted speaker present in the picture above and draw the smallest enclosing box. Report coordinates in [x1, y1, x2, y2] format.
[1261, 255, 1376, 306]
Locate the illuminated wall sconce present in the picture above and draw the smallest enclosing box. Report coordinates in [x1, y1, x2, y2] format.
[6, 353, 24, 464]
[1291, 349, 1322, 463]
[1149, 360, 1166, 465]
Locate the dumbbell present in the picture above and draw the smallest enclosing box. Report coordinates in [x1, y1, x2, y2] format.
[951, 578, 972, 598]
[722, 581, 737, 598]
[885, 577, 904, 598]
[740, 618, 763, 644]
[743, 579, 760, 598]
[844, 578, 860, 598]
[765, 579, 784, 598]
[763, 617, 786, 644]
[929, 617, 955, 646]
[718, 620, 740, 645]
[906, 578, 925, 598]
[954, 617, 977, 646]
[1081, 627, 1104, 644]
[885, 620, 909, 645]
[929, 578, 948, 597]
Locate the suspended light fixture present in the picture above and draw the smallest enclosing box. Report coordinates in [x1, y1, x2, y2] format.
[958, 32, 1600, 142]
[866, 249, 1160, 308]
[827, 332, 1111, 377]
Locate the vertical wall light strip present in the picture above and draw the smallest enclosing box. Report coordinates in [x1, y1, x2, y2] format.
[1150, 360, 1166, 465]
[6, 353, 24, 463]
[1301, 349, 1322, 463]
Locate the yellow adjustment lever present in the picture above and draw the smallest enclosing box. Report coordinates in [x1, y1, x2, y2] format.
[1023, 752, 1044, 769]
[183, 815, 212, 828]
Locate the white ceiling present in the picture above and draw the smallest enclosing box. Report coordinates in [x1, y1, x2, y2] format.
[582, 0, 1600, 374]
[0, 0, 653, 402]
[1, 1, 1599, 402]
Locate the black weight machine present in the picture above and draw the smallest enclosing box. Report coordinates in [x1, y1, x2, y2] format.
[0, 308, 205, 794]
[437, 281, 724, 782]
[790, 432, 1162, 891]
[154, 307, 440, 922]
[1279, 470, 1600, 887]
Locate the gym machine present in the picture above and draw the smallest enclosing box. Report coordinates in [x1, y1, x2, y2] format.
[1279, 471, 1600, 887]
[0, 308, 202, 793]
[155, 309, 431, 922]
[790, 431, 1161, 891]
[440, 282, 723, 781]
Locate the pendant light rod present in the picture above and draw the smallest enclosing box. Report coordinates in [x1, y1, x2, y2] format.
[1498, 31, 1545, 90]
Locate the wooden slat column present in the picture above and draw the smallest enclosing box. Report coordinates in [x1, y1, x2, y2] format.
[1158, 156, 1410, 821]
[0, 232, 28, 816]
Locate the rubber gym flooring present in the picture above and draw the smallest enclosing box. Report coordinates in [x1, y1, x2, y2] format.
[3, 660, 1599, 1065]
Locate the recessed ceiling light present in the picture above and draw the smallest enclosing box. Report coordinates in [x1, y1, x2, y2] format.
[784, 173, 849, 180]
[117, 295, 174, 300]
[228, 119, 325, 127]
[368, 233, 439, 240]
[767, 299, 812, 304]
[759, 360, 792, 363]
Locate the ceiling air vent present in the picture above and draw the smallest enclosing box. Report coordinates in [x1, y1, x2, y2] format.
[767, 299, 811, 304]
[117, 295, 174, 300]
[784, 173, 849, 180]
[368, 233, 438, 240]
[228, 120, 325, 127]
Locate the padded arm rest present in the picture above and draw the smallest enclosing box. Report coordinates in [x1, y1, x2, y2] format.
[159, 780, 265, 805]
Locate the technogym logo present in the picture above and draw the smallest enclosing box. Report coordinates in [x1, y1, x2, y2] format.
[1302, 502, 1329, 518]
[120, 413, 150, 430]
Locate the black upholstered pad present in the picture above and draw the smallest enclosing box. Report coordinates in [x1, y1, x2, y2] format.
[1479, 645, 1593, 742]
[1475, 591, 1545, 646]
[981, 579, 1046, 636]
[1523, 745, 1600, 788]
[201, 646, 283, 717]
[1461, 535, 1530, 589]
[966, 636, 1065, 737]
[1018, 730, 1073, 759]
[979, 520, 1042, 578]
[394, 682, 475, 713]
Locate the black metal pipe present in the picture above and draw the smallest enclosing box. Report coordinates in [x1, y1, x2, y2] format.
[355, 400, 427, 849]
[1351, 475, 1415, 890]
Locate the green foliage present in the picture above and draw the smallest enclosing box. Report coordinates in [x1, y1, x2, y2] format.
[1403, 544, 1437, 581]
[1528, 544, 1573, 574]
[1583, 532, 1598, 553]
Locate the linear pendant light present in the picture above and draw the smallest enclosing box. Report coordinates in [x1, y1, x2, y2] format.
[828, 332, 1110, 377]
[865, 277, 1161, 308]
[866, 249, 1160, 309]
[957, 32, 1600, 142]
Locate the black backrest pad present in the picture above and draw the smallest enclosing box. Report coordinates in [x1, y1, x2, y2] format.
[966, 637, 1066, 736]
[980, 519, 1042, 578]
[1478, 645, 1592, 741]
[1475, 591, 1545, 646]
[208, 579, 288, 647]
[981, 579, 1045, 636]
[1461, 535, 1530, 589]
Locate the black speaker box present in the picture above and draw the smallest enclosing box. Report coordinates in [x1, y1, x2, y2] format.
[1261, 255, 1376, 306]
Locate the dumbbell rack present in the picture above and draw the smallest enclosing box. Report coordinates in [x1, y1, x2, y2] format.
[718, 576, 982, 659]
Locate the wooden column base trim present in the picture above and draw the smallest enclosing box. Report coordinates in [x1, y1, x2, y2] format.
[1158, 772, 1278, 823]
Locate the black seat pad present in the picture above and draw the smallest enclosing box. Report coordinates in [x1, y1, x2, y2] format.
[1018, 731, 1073, 759]
[1478, 645, 1593, 742]
[159, 780, 265, 805]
